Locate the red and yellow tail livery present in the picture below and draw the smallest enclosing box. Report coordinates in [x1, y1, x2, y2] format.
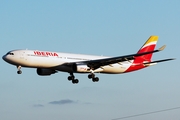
[137, 36, 158, 61]
[125, 36, 173, 73]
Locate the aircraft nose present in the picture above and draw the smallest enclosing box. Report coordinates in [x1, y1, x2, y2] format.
[2, 55, 7, 62]
[2, 55, 6, 61]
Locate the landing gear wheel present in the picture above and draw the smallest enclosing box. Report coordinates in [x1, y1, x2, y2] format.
[68, 76, 74, 81]
[92, 77, 99, 82]
[95, 77, 99, 82]
[72, 79, 79, 84]
[17, 70, 22, 74]
[88, 73, 95, 79]
[88, 74, 92, 79]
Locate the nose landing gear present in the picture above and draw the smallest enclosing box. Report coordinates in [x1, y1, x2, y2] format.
[17, 66, 22, 74]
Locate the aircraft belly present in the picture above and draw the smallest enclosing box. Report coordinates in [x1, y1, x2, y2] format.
[55, 65, 73, 73]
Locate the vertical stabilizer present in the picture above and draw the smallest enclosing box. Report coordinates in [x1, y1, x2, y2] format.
[125, 36, 159, 72]
[137, 36, 158, 61]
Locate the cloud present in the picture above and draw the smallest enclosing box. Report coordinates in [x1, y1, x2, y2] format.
[33, 104, 44, 107]
[49, 99, 78, 105]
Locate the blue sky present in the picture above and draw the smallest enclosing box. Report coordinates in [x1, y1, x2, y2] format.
[0, 1, 179, 120]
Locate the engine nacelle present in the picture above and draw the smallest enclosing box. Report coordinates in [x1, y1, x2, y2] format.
[37, 68, 56, 76]
[73, 64, 90, 72]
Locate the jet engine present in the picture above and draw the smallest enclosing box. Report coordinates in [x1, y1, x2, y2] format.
[37, 68, 56, 76]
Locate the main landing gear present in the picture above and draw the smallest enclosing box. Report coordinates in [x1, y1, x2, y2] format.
[68, 73, 79, 84]
[17, 65, 22, 74]
[88, 73, 99, 82]
[67, 72, 99, 84]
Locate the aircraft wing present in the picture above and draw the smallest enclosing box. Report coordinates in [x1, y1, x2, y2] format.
[65, 45, 168, 70]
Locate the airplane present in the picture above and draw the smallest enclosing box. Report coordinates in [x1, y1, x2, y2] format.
[2, 36, 174, 84]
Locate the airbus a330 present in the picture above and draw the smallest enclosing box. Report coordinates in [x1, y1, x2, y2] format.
[2, 36, 174, 84]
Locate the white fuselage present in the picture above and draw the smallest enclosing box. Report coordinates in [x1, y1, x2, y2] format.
[3, 50, 133, 74]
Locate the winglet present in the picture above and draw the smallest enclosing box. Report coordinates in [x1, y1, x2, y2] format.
[159, 45, 166, 51]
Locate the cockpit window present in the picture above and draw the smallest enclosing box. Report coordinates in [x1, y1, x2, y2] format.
[6, 52, 14, 55]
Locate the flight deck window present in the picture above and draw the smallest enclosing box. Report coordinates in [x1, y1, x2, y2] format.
[6, 52, 14, 55]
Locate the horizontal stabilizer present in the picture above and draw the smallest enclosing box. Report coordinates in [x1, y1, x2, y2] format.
[144, 58, 175, 66]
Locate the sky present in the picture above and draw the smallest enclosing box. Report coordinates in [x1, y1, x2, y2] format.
[0, 0, 180, 120]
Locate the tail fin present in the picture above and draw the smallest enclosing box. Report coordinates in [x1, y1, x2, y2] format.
[137, 36, 158, 61]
